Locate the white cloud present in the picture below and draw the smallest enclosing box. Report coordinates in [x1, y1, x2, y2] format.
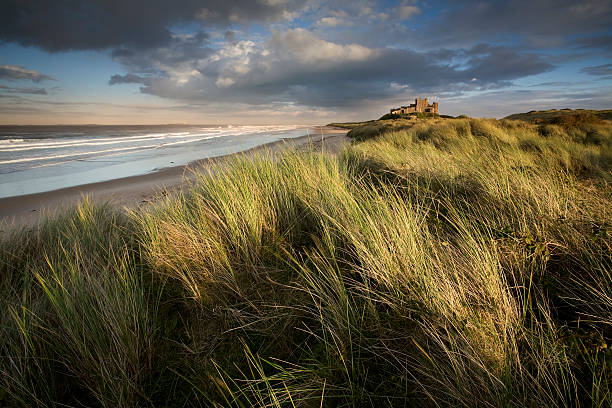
[270, 28, 376, 64]
[317, 17, 344, 27]
[215, 77, 236, 87]
[397, 5, 420, 20]
[0, 64, 55, 82]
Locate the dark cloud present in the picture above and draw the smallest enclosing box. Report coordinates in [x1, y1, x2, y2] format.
[0, 64, 55, 82]
[581, 64, 612, 76]
[110, 31, 213, 74]
[529, 82, 572, 87]
[108, 74, 150, 85]
[461, 44, 552, 81]
[111, 49, 136, 58]
[304, 1, 611, 52]
[572, 35, 612, 54]
[0, 0, 306, 52]
[411, 0, 612, 48]
[0, 84, 47, 94]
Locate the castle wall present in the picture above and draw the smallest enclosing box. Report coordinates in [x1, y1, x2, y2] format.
[390, 98, 438, 115]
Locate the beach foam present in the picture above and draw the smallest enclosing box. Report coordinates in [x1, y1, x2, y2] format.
[0, 125, 308, 197]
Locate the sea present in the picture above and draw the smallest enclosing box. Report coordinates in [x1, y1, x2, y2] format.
[0, 124, 311, 198]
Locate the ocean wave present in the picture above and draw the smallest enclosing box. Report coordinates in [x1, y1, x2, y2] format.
[0, 134, 226, 166]
[0, 131, 228, 152]
[0, 138, 25, 144]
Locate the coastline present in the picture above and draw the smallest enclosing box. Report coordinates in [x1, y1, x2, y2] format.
[0, 126, 349, 229]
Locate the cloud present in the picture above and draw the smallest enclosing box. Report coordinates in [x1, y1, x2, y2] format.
[108, 73, 150, 85]
[397, 4, 419, 20]
[442, 86, 612, 118]
[0, 84, 47, 94]
[111, 31, 213, 75]
[110, 28, 553, 110]
[270, 28, 375, 63]
[297, 1, 610, 53]
[0, 0, 307, 52]
[529, 82, 572, 87]
[316, 17, 347, 27]
[0, 64, 55, 82]
[572, 35, 612, 54]
[460, 44, 552, 82]
[412, 0, 612, 48]
[581, 63, 612, 76]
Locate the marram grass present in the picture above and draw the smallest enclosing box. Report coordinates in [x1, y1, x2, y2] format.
[0, 116, 610, 407]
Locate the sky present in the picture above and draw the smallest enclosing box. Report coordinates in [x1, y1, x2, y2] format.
[0, 0, 611, 125]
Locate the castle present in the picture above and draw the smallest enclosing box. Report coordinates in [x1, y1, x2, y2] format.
[390, 98, 438, 115]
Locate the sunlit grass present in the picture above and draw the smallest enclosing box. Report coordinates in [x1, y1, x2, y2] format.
[1, 115, 610, 407]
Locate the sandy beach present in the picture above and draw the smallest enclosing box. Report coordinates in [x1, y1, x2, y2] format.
[0, 126, 349, 229]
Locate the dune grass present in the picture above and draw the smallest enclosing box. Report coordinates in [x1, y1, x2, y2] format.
[0, 115, 610, 407]
[0, 200, 156, 407]
[504, 108, 612, 123]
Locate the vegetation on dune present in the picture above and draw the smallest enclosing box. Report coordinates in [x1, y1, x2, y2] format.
[504, 108, 612, 123]
[327, 121, 374, 129]
[378, 112, 440, 121]
[1, 112, 611, 407]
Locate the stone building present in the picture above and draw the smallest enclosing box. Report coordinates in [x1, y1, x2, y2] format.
[390, 98, 438, 114]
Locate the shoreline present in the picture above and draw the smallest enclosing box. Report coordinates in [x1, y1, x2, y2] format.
[0, 126, 349, 229]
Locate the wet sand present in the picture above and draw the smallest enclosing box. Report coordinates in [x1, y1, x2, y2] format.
[0, 126, 349, 229]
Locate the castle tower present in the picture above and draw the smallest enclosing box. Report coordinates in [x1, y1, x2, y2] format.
[415, 98, 428, 112]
